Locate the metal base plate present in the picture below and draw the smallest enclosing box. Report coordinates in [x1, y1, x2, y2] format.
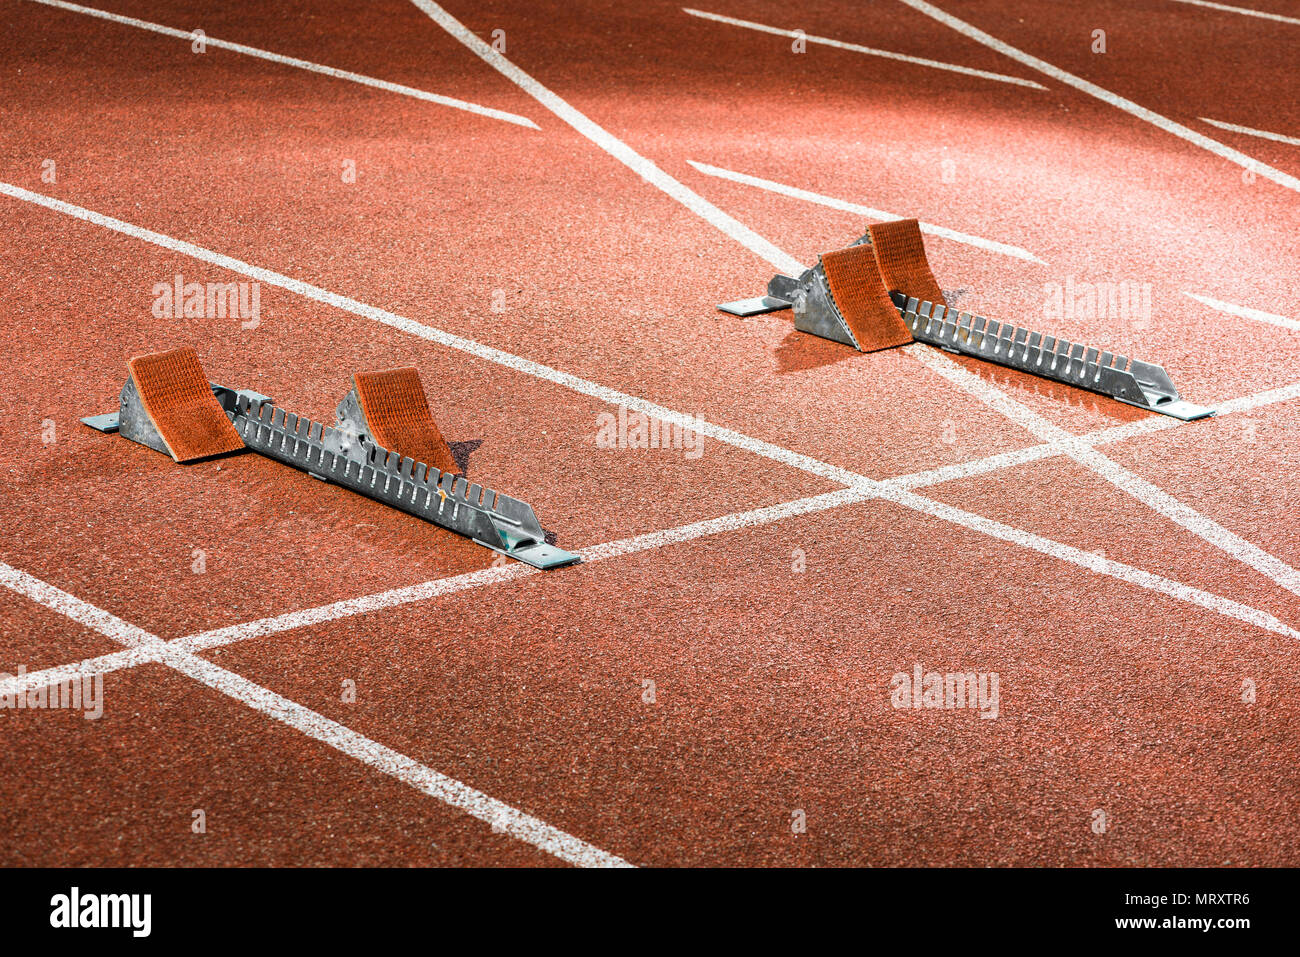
[81, 412, 120, 433]
[1116, 398, 1215, 422]
[717, 296, 791, 317]
[491, 540, 582, 570]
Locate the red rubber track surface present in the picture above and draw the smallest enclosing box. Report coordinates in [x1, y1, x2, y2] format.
[1, 0, 1297, 866]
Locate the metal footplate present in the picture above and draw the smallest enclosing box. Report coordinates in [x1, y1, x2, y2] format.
[228, 395, 578, 569]
[891, 292, 1215, 421]
[716, 272, 800, 317]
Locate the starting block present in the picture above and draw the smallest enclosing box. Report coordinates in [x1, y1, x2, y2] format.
[892, 293, 1214, 420]
[82, 348, 580, 569]
[771, 243, 913, 352]
[717, 218, 1214, 420]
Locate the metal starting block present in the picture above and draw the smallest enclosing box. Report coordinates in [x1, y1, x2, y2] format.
[82, 348, 581, 569]
[892, 293, 1215, 421]
[716, 218, 1214, 420]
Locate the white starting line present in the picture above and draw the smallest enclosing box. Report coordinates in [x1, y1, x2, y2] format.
[0, 560, 631, 868]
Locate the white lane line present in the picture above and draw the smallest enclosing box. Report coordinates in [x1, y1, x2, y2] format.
[0, 648, 161, 699]
[162, 650, 631, 867]
[687, 160, 1047, 264]
[681, 7, 1046, 90]
[177, 564, 537, 653]
[0, 181, 851, 488]
[176, 488, 865, 655]
[1200, 117, 1300, 148]
[0, 559, 630, 868]
[18, 469, 1299, 711]
[1210, 378, 1300, 416]
[404, 0, 804, 276]
[25, 0, 540, 129]
[908, 344, 1300, 596]
[15, 375, 1300, 695]
[180, 475, 1300, 640]
[1185, 292, 1300, 332]
[894, 376, 1300, 488]
[0, 562, 164, 651]
[1171, 0, 1300, 27]
[896, 0, 1300, 195]
[888, 484, 1299, 638]
[5, 184, 1297, 657]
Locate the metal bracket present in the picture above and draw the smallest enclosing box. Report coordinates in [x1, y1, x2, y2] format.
[229, 395, 579, 569]
[783, 265, 862, 349]
[892, 292, 1215, 421]
[83, 381, 580, 569]
[715, 271, 805, 317]
[80, 380, 255, 452]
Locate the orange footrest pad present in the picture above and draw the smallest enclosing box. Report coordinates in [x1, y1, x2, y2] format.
[351, 367, 457, 475]
[867, 218, 946, 307]
[820, 242, 914, 352]
[126, 347, 245, 463]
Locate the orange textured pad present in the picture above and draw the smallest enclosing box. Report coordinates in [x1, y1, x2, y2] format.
[127, 348, 244, 463]
[820, 243, 914, 352]
[352, 367, 457, 474]
[867, 218, 946, 307]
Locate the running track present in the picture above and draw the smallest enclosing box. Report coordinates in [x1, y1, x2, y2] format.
[1, 0, 1297, 866]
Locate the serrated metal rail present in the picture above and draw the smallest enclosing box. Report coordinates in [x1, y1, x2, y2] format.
[891, 292, 1214, 421]
[229, 395, 579, 569]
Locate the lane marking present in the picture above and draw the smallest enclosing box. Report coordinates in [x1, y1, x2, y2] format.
[895, 0, 1300, 195]
[25, 0, 540, 129]
[403, 0, 804, 276]
[908, 345, 1300, 596]
[5, 184, 1298, 664]
[13, 375, 1300, 696]
[886, 484, 1299, 639]
[687, 160, 1047, 264]
[0, 181, 852, 488]
[163, 651, 631, 867]
[178, 473, 1300, 641]
[175, 489, 864, 654]
[0, 560, 630, 868]
[0, 648, 162, 699]
[1171, 0, 1300, 27]
[681, 7, 1046, 90]
[1185, 291, 1300, 332]
[893, 376, 1300, 488]
[1200, 117, 1300, 148]
[0, 562, 164, 651]
[179, 564, 538, 653]
[15, 469, 1299, 713]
